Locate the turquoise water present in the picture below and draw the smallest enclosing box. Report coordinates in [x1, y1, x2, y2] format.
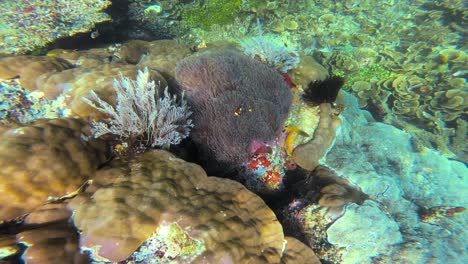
[0, 0, 466, 263]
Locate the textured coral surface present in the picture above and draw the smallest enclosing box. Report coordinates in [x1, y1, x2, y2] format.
[0, 118, 109, 221]
[0, 0, 111, 55]
[69, 150, 285, 263]
[281, 236, 321, 264]
[0, 40, 192, 122]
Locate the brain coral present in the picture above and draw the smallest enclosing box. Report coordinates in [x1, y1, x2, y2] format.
[175, 49, 292, 173]
[68, 149, 285, 263]
[0, 118, 109, 221]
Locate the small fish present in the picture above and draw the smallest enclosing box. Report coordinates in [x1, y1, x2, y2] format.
[90, 30, 100, 39]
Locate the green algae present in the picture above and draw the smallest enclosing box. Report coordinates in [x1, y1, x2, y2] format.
[182, 0, 242, 30]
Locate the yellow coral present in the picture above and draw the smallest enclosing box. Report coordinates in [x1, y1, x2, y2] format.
[284, 126, 306, 156]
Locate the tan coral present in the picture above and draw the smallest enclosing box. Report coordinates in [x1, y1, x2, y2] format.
[430, 89, 468, 122]
[36, 64, 167, 119]
[293, 55, 329, 87]
[131, 39, 193, 78]
[0, 234, 19, 260]
[0, 118, 109, 222]
[281, 237, 321, 264]
[15, 203, 90, 264]
[314, 166, 369, 208]
[48, 47, 114, 68]
[68, 150, 285, 263]
[351, 80, 373, 107]
[0, 56, 73, 90]
[292, 103, 342, 171]
[331, 53, 360, 73]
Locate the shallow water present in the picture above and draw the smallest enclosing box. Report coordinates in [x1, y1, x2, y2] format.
[0, 0, 466, 263]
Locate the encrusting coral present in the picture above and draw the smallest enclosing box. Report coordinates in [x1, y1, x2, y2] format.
[0, 118, 109, 222]
[0, 0, 111, 55]
[68, 149, 286, 263]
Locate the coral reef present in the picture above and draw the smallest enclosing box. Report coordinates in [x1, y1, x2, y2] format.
[0, 40, 192, 122]
[0, 118, 109, 221]
[170, 0, 467, 163]
[321, 91, 468, 263]
[0, 79, 69, 125]
[0, 0, 111, 55]
[68, 149, 285, 263]
[0, 2, 465, 260]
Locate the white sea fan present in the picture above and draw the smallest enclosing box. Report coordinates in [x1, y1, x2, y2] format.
[82, 67, 193, 148]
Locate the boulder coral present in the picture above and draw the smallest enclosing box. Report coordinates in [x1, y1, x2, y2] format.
[0, 40, 192, 122]
[0, 118, 109, 222]
[1, 148, 319, 263]
[68, 149, 286, 263]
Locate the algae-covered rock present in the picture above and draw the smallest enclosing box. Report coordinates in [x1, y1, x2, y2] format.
[0, 0, 111, 55]
[327, 201, 403, 263]
[324, 91, 468, 263]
